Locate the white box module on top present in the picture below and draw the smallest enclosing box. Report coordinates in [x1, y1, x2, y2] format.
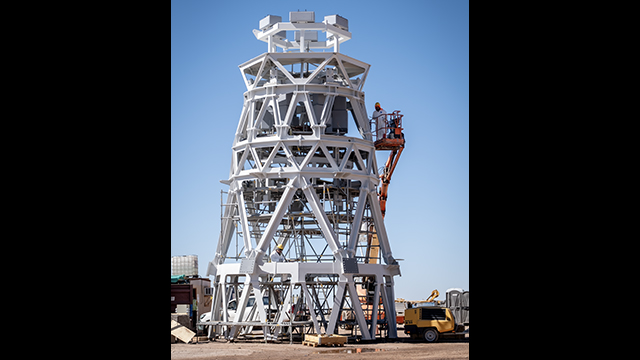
[324, 15, 348, 31]
[259, 15, 282, 30]
[290, 11, 315, 23]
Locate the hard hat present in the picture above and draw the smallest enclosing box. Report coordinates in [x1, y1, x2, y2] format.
[375, 102, 380, 106]
[276, 244, 284, 250]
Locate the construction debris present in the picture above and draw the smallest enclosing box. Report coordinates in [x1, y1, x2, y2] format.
[171, 319, 195, 344]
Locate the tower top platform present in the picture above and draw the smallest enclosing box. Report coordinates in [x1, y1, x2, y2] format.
[253, 11, 351, 53]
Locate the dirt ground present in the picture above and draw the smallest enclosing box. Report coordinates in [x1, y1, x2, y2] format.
[170, 331, 468, 360]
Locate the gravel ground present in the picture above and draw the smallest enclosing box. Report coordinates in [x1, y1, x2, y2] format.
[171, 333, 468, 359]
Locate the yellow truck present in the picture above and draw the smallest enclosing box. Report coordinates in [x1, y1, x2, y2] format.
[403, 306, 466, 342]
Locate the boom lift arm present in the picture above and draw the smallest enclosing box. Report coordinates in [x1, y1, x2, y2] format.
[366, 110, 406, 263]
[374, 110, 406, 218]
[379, 146, 404, 217]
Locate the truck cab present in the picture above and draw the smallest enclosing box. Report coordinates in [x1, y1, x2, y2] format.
[404, 306, 464, 342]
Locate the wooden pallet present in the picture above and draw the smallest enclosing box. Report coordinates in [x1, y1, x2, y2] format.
[303, 334, 347, 347]
[171, 319, 195, 344]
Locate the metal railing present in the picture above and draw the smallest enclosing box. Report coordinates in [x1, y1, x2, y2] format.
[370, 110, 403, 142]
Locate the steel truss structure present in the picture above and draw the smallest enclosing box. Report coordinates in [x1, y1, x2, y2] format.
[204, 12, 401, 342]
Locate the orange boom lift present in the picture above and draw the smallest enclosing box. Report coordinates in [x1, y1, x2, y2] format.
[366, 110, 405, 264]
[375, 110, 405, 218]
[359, 110, 406, 331]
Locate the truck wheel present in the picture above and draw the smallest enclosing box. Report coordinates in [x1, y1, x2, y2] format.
[423, 328, 439, 343]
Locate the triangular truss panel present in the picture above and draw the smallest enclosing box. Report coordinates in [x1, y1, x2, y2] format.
[206, 11, 400, 343]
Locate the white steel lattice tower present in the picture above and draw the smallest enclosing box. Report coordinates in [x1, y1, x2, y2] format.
[205, 11, 401, 341]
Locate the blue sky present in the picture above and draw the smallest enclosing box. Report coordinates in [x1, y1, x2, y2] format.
[171, 0, 469, 302]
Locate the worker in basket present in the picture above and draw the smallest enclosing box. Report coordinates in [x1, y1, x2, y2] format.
[372, 102, 387, 140]
[388, 112, 398, 139]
